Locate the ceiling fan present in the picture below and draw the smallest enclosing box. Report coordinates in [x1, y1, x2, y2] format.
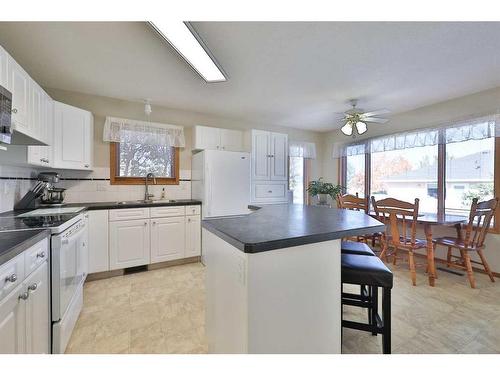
[336, 99, 390, 137]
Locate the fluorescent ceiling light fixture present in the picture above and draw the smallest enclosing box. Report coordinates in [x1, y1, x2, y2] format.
[149, 21, 227, 83]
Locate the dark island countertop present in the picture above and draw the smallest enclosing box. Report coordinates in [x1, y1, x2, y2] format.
[63, 199, 202, 211]
[0, 229, 50, 266]
[202, 204, 385, 253]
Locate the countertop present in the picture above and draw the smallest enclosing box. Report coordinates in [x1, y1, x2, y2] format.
[63, 199, 202, 210]
[202, 204, 385, 253]
[0, 229, 50, 266]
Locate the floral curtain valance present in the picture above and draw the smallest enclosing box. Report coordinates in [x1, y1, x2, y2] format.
[337, 114, 499, 157]
[289, 141, 317, 159]
[103, 116, 186, 147]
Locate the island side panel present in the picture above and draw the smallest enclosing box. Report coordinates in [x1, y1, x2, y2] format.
[203, 228, 249, 353]
[246, 239, 342, 354]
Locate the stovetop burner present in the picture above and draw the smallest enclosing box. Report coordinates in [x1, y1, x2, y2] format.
[0, 212, 81, 232]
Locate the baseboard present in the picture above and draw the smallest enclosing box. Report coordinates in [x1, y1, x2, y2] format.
[85, 256, 202, 282]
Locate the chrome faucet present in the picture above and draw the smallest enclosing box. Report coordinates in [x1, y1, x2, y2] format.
[144, 173, 156, 201]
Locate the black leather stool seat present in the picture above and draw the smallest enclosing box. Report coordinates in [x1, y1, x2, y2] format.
[341, 253, 393, 288]
[341, 241, 376, 256]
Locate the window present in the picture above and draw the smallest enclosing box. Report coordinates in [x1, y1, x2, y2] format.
[445, 138, 494, 216]
[371, 145, 438, 213]
[110, 142, 179, 185]
[339, 117, 499, 231]
[345, 154, 365, 195]
[289, 156, 305, 204]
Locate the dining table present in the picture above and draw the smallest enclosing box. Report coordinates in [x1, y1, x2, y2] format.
[415, 213, 469, 286]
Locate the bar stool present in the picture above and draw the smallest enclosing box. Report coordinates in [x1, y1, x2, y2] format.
[341, 241, 376, 257]
[341, 253, 393, 354]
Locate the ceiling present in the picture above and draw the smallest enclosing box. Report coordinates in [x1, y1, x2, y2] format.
[1, 22, 500, 132]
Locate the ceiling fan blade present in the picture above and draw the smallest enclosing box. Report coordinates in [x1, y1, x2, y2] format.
[361, 109, 390, 118]
[364, 117, 389, 124]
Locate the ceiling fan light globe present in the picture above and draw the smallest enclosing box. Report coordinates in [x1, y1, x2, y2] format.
[355, 121, 367, 135]
[341, 123, 353, 136]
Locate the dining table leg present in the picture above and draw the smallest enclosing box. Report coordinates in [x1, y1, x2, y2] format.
[424, 223, 436, 287]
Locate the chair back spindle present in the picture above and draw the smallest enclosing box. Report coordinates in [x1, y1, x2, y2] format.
[371, 197, 420, 247]
[463, 197, 499, 249]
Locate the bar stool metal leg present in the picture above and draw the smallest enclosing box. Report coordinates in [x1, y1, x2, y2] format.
[382, 287, 391, 354]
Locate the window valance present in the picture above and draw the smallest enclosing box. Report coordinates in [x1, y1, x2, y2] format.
[337, 114, 499, 157]
[289, 141, 317, 159]
[103, 116, 186, 147]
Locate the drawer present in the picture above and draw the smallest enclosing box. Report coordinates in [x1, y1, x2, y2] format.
[24, 237, 49, 276]
[185, 205, 201, 216]
[254, 183, 287, 199]
[109, 207, 150, 221]
[151, 206, 186, 218]
[0, 252, 25, 302]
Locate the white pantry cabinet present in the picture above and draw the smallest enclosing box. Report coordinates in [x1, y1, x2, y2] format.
[0, 238, 50, 354]
[53, 101, 93, 170]
[251, 130, 288, 204]
[150, 216, 186, 263]
[193, 125, 244, 151]
[109, 219, 151, 270]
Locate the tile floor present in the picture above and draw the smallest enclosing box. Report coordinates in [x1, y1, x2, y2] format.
[66, 260, 500, 354]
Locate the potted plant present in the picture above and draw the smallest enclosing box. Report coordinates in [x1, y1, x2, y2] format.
[307, 178, 342, 205]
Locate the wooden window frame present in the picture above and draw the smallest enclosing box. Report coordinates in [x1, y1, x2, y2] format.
[288, 156, 312, 204]
[340, 136, 500, 233]
[109, 142, 180, 185]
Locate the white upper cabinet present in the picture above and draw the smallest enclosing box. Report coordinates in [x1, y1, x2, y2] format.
[27, 88, 53, 167]
[7, 56, 30, 135]
[270, 133, 288, 181]
[53, 101, 93, 170]
[193, 125, 244, 151]
[251, 130, 288, 181]
[0, 46, 7, 88]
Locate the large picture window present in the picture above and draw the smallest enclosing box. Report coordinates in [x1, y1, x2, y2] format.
[339, 116, 499, 231]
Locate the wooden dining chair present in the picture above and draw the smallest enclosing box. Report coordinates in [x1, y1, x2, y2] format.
[433, 197, 499, 288]
[337, 193, 382, 246]
[371, 197, 428, 286]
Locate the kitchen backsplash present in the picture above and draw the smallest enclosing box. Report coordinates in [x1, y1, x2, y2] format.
[0, 165, 192, 213]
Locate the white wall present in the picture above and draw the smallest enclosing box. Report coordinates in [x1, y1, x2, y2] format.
[324, 86, 500, 273]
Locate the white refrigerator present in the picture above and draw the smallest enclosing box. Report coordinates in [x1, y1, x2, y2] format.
[192, 150, 251, 218]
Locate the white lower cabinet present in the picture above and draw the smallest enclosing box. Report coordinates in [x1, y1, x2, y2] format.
[151, 217, 186, 263]
[0, 238, 50, 354]
[87, 210, 109, 273]
[185, 215, 201, 258]
[109, 219, 151, 270]
[0, 283, 25, 354]
[24, 261, 50, 354]
[88, 206, 202, 274]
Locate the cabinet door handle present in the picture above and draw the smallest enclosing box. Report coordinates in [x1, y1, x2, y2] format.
[268, 190, 273, 193]
[5, 274, 17, 283]
[19, 292, 29, 301]
[11, 108, 18, 114]
[84, 164, 89, 168]
[188, 218, 191, 222]
[36, 251, 46, 259]
[28, 283, 38, 292]
[144, 222, 148, 226]
[152, 221, 156, 225]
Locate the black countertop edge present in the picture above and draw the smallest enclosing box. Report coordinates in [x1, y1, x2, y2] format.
[202, 221, 384, 253]
[0, 229, 51, 267]
[62, 199, 202, 210]
[0, 200, 203, 217]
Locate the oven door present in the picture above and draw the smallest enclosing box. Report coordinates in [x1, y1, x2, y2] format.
[51, 218, 87, 322]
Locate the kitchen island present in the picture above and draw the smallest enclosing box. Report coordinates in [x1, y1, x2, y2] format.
[202, 204, 384, 354]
